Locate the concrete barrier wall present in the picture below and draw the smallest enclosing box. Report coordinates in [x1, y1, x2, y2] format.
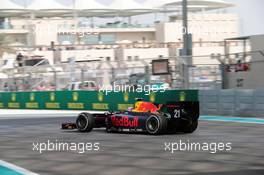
[199, 89, 264, 117]
[1, 89, 262, 117]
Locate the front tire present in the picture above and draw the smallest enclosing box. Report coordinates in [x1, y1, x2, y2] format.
[145, 114, 167, 135]
[76, 113, 95, 132]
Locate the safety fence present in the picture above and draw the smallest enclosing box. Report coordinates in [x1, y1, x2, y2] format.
[0, 55, 223, 92]
[0, 90, 198, 111]
[199, 89, 264, 117]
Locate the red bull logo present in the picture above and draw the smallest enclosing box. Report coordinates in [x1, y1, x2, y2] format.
[111, 116, 139, 127]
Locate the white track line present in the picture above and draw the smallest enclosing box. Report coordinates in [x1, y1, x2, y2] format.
[0, 109, 105, 119]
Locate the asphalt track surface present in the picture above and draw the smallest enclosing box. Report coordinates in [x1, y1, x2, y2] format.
[0, 111, 263, 175]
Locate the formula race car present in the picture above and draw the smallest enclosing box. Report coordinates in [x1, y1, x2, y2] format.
[62, 100, 199, 135]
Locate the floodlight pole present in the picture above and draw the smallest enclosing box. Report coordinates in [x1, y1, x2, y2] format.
[181, 0, 192, 89]
[182, 0, 188, 46]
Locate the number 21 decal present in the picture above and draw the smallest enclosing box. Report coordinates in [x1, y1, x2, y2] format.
[174, 109, 181, 118]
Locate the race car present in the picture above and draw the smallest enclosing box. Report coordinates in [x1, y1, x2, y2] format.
[61, 100, 199, 135]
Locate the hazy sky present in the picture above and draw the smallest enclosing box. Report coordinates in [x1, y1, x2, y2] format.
[12, 0, 264, 36]
[98, 0, 264, 36]
[225, 0, 264, 36]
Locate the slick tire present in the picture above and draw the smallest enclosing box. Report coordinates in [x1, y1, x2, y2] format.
[183, 120, 198, 133]
[146, 114, 167, 135]
[76, 113, 95, 132]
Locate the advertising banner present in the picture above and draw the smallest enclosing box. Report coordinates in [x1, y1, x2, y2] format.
[0, 90, 198, 111]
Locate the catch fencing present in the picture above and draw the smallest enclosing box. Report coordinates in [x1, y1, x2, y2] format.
[0, 55, 222, 91]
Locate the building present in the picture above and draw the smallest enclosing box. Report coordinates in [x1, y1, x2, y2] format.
[223, 34, 264, 89]
[0, 0, 250, 89]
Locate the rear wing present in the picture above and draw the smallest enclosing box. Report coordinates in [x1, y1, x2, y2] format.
[160, 101, 199, 120]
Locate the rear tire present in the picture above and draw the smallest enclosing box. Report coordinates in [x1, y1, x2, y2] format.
[183, 120, 198, 133]
[146, 114, 167, 135]
[76, 113, 95, 132]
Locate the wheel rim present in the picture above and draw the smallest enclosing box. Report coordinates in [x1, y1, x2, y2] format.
[146, 116, 159, 133]
[77, 114, 88, 130]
